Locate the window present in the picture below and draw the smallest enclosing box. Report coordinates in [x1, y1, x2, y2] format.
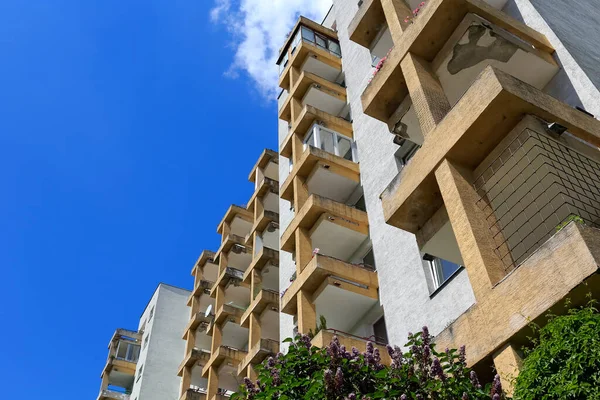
[373, 316, 388, 344]
[301, 26, 315, 43]
[394, 138, 420, 170]
[148, 306, 154, 321]
[279, 51, 289, 76]
[361, 247, 375, 269]
[143, 334, 149, 350]
[423, 254, 462, 291]
[115, 341, 140, 362]
[303, 124, 358, 162]
[136, 364, 143, 382]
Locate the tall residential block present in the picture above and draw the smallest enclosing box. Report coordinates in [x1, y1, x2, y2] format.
[97, 284, 190, 400]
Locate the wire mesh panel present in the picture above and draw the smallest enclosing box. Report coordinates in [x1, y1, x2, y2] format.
[473, 126, 600, 270]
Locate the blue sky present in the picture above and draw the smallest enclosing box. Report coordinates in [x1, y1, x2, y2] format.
[0, 0, 328, 398]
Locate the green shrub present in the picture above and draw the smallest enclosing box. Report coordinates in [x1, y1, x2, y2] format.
[513, 297, 600, 399]
[233, 327, 506, 400]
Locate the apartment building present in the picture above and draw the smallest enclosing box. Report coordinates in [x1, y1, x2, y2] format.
[275, 0, 600, 394]
[97, 283, 190, 400]
[178, 150, 280, 400]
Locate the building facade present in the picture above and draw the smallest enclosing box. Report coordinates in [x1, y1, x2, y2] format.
[276, 0, 600, 395]
[97, 283, 190, 400]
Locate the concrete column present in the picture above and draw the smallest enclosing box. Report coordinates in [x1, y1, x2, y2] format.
[293, 176, 309, 212]
[297, 289, 317, 335]
[211, 323, 223, 354]
[187, 329, 197, 353]
[100, 372, 110, 391]
[218, 252, 228, 274]
[400, 52, 450, 137]
[246, 365, 259, 381]
[221, 222, 231, 240]
[206, 366, 219, 400]
[215, 285, 225, 315]
[434, 159, 507, 298]
[249, 312, 262, 349]
[291, 134, 304, 164]
[251, 269, 263, 300]
[290, 66, 301, 90]
[191, 295, 200, 315]
[493, 343, 523, 397]
[295, 228, 313, 274]
[290, 98, 303, 126]
[381, 0, 412, 44]
[180, 367, 191, 397]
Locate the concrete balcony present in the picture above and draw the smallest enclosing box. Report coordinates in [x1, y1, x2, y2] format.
[178, 348, 212, 377]
[312, 329, 391, 365]
[98, 389, 130, 400]
[214, 303, 246, 326]
[348, 0, 390, 49]
[248, 210, 279, 242]
[243, 246, 279, 286]
[187, 280, 214, 307]
[280, 105, 353, 159]
[279, 71, 347, 125]
[281, 254, 379, 334]
[281, 195, 369, 263]
[240, 289, 280, 328]
[191, 251, 218, 283]
[214, 234, 252, 273]
[361, 0, 555, 125]
[237, 339, 280, 376]
[247, 177, 279, 213]
[278, 17, 342, 91]
[202, 346, 247, 378]
[182, 312, 213, 340]
[210, 267, 246, 297]
[381, 67, 600, 234]
[281, 146, 360, 205]
[217, 205, 253, 237]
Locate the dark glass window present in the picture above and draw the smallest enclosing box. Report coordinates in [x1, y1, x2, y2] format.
[373, 316, 388, 344]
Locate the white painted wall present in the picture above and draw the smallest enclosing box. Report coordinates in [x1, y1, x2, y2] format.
[130, 284, 190, 400]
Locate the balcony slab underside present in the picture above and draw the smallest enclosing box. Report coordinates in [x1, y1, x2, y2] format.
[240, 289, 280, 328]
[348, 0, 386, 48]
[215, 234, 248, 261]
[382, 66, 600, 233]
[237, 339, 280, 375]
[361, 0, 554, 123]
[281, 254, 379, 315]
[191, 251, 217, 277]
[202, 346, 247, 378]
[214, 303, 245, 326]
[280, 105, 353, 158]
[280, 195, 369, 253]
[210, 268, 247, 297]
[281, 147, 360, 203]
[279, 40, 342, 90]
[436, 222, 600, 366]
[243, 247, 279, 285]
[102, 358, 137, 379]
[249, 210, 279, 239]
[279, 72, 347, 123]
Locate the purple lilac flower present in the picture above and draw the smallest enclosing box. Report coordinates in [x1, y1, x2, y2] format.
[459, 345, 467, 365]
[470, 370, 482, 389]
[431, 357, 446, 381]
[346, 394, 356, 400]
[324, 368, 334, 391]
[462, 393, 469, 400]
[491, 374, 503, 396]
[335, 367, 344, 391]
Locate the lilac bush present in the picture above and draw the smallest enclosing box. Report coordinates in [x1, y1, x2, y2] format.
[232, 327, 507, 400]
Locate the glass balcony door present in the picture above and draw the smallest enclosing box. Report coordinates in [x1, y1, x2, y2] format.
[303, 124, 357, 162]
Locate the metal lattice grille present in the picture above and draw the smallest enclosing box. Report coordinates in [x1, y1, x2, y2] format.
[473, 127, 600, 270]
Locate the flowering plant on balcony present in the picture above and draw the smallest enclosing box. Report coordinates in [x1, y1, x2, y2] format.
[233, 326, 507, 399]
[404, 2, 427, 24]
[367, 48, 393, 85]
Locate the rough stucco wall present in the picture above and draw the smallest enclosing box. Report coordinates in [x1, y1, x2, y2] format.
[132, 284, 190, 400]
[504, 0, 600, 117]
[331, 0, 476, 347]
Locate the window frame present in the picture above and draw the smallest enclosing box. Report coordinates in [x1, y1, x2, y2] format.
[302, 124, 358, 162]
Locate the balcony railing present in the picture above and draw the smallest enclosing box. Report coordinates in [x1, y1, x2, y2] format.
[99, 389, 130, 400]
[278, 25, 341, 76]
[473, 120, 600, 270]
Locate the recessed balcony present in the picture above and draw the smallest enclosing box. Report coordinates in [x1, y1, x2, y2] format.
[348, 0, 388, 49]
[187, 280, 214, 307]
[361, 0, 555, 124]
[243, 246, 279, 285]
[281, 195, 369, 261]
[214, 234, 252, 273]
[179, 388, 207, 400]
[214, 303, 246, 326]
[281, 145, 360, 205]
[248, 149, 278, 185]
[178, 348, 212, 377]
[279, 71, 347, 125]
[247, 177, 279, 213]
[312, 329, 391, 365]
[248, 210, 279, 242]
[277, 18, 342, 91]
[217, 205, 253, 237]
[280, 105, 353, 159]
[191, 251, 218, 281]
[237, 339, 280, 376]
[183, 311, 213, 340]
[202, 346, 247, 380]
[381, 66, 600, 234]
[281, 254, 379, 333]
[240, 289, 280, 328]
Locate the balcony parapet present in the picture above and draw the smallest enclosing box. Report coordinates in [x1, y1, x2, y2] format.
[237, 339, 280, 375]
[210, 267, 246, 298]
[361, 0, 554, 124]
[281, 146, 360, 204]
[248, 210, 279, 241]
[217, 205, 253, 236]
[178, 347, 212, 376]
[215, 234, 250, 262]
[108, 329, 141, 348]
[281, 254, 378, 315]
[248, 149, 278, 183]
[247, 177, 279, 212]
[281, 194, 369, 253]
[240, 289, 280, 328]
[180, 388, 207, 400]
[182, 312, 212, 339]
[312, 329, 391, 365]
[214, 302, 246, 326]
[98, 389, 130, 400]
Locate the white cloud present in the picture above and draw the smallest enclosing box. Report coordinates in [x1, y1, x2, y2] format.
[209, 0, 332, 99]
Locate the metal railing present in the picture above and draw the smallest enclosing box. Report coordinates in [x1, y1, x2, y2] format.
[473, 125, 600, 270]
